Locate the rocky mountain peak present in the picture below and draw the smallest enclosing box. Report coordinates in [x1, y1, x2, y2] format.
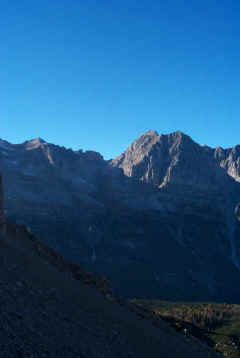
[24, 137, 47, 150]
[214, 145, 240, 182]
[111, 130, 237, 189]
[140, 129, 159, 137]
[167, 130, 192, 142]
[128, 130, 160, 155]
[129, 129, 159, 146]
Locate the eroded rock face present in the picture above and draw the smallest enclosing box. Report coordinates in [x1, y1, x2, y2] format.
[215, 145, 240, 182]
[111, 130, 236, 190]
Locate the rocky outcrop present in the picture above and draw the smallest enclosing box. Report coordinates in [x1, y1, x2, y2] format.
[214, 145, 240, 182]
[111, 130, 236, 190]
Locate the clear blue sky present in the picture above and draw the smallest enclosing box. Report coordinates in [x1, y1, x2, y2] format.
[1, 0, 240, 159]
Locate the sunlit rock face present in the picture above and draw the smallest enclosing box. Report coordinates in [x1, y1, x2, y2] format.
[214, 145, 240, 182]
[111, 130, 234, 190]
[1, 133, 240, 302]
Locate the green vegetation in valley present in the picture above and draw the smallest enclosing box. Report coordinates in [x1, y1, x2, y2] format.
[131, 299, 240, 358]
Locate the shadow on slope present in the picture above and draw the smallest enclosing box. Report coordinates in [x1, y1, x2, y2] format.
[0, 220, 222, 358]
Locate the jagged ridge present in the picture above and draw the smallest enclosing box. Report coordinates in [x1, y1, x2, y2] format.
[0, 132, 240, 302]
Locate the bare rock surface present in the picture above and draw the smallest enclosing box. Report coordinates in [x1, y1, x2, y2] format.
[111, 130, 236, 189]
[215, 145, 240, 182]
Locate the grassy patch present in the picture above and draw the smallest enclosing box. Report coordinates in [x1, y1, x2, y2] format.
[131, 299, 240, 358]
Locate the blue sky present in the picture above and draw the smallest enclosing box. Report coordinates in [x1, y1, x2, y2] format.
[1, 0, 240, 159]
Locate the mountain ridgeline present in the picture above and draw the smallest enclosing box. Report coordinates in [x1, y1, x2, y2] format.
[1, 131, 240, 302]
[111, 130, 240, 187]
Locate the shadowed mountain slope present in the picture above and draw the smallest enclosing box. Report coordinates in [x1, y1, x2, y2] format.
[0, 132, 240, 301]
[0, 176, 223, 358]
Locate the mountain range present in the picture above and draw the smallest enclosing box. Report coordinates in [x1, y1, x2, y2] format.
[1, 130, 240, 301]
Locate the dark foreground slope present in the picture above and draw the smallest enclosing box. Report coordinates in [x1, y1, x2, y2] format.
[0, 222, 223, 358]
